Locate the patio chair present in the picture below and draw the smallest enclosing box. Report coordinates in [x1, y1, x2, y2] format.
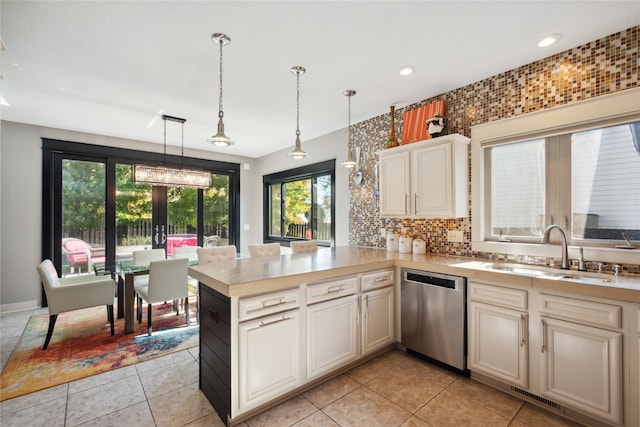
[37, 259, 115, 350]
[62, 237, 106, 275]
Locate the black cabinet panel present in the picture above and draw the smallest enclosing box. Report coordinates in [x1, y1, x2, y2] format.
[199, 284, 232, 425]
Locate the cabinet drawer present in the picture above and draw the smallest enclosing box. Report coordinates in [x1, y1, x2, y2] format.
[361, 269, 394, 291]
[539, 293, 622, 330]
[307, 276, 359, 304]
[238, 287, 300, 321]
[469, 281, 527, 311]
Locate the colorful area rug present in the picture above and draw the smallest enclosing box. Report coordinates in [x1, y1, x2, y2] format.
[0, 302, 199, 401]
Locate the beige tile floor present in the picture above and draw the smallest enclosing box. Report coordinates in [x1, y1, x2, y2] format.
[0, 309, 586, 427]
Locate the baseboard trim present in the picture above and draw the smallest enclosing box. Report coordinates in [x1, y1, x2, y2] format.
[0, 300, 39, 314]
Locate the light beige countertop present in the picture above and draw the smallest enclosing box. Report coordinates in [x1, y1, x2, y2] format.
[189, 246, 640, 303]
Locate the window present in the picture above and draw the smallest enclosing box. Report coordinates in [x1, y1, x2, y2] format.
[263, 160, 335, 246]
[486, 124, 640, 244]
[471, 88, 640, 264]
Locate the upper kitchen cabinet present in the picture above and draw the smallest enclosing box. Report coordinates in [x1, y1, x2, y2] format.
[377, 134, 470, 218]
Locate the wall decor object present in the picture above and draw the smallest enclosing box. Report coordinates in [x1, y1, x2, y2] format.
[385, 105, 399, 148]
[401, 99, 445, 144]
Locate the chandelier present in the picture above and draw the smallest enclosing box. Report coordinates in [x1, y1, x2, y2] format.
[288, 66, 307, 159]
[134, 115, 212, 188]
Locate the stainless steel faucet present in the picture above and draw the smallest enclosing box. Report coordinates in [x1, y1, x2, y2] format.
[541, 224, 570, 270]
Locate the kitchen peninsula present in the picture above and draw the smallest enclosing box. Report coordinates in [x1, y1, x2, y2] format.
[189, 246, 640, 426]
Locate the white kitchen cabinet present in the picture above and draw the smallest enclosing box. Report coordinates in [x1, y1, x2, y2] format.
[307, 295, 359, 379]
[377, 133, 470, 218]
[468, 301, 528, 388]
[468, 281, 528, 388]
[361, 286, 394, 356]
[238, 309, 301, 410]
[538, 292, 624, 425]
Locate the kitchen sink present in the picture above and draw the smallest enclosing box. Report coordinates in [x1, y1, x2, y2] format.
[488, 263, 612, 284]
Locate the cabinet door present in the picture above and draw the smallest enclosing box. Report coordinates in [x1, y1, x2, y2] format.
[540, 317, 622, 425]
[379, 151, 410, 216]
[307, 295, 359, 379]
[362, 286, 394, 356]
[412, 143, 452, 217]
[468, 301, 528, 388]
[239, 309, 301, 411]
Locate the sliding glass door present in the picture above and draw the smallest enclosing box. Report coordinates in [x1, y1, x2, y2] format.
[43, 139, 240, 288]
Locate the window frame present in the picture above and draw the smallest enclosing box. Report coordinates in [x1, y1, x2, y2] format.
[471, 88, 640, 265]
[262, 160, 336, 247]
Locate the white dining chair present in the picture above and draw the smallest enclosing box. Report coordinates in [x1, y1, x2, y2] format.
[132, 248, 166, 322]
[37, 259, 115, 349]
[197, 245, 237, 264]
[248, 243, 281, 257]
[136, 257, 190, 336]
[290, 240, 318, 254]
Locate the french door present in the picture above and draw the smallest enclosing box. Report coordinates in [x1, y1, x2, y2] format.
[42, 139, 240, 292]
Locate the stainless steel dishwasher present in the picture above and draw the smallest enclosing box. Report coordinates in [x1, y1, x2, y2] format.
[400, 268, 467, 372]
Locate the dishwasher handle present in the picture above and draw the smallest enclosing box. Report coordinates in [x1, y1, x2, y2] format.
[404, 272, 458, 289]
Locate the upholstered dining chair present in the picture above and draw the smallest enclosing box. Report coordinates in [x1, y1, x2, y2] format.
[196, 245, 237, 264]
[290, 240, 318, 254]
[173, 246, 199, 322]
[36, 259, 115, 350]
[248, 242, 281, 257]
[132, 248, 166, 289]
[135, 257, 190, 336]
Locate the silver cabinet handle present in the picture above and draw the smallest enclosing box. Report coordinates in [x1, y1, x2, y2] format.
[365, 294, 369, 318]
[404, 194, 408, 215]
[414, 193, 418, 215]
[541, 318, 546, 353]
[258, 315, 292, 327]
[374, 276, 388, 283]
[262, 297, 286, 308]
[520, 314, 526, 347]
[327, 285, 345, 294]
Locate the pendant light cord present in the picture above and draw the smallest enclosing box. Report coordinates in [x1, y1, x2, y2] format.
[296, 70, 300, 136]
[218, 40, 224, 119]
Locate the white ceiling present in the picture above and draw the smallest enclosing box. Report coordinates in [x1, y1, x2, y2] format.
[1, 1, 638, 158]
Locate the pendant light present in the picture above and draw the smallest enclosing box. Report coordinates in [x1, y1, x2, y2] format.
[288, 66, 307, 159]
[134, 115, 212, 188]
[341, 89, 357, 168]
[208, 33, 233, 147]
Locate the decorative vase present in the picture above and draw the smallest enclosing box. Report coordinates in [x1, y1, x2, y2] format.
[385, 105, 399, 148]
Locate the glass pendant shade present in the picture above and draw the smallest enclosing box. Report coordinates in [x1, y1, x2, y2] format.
[288, 131, 307, 160]
[208, 112, 233, 147]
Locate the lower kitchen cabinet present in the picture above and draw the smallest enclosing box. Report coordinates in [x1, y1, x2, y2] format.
[307, 295, 359, 379]
[540, 316, 623, 425]
[361, 286, 394, 356]
[468, 300, 528, 388]
[468, 280, 632, 426]
[238, 309, 301, 410]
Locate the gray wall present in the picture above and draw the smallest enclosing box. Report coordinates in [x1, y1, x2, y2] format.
[0, 121, 351, 311]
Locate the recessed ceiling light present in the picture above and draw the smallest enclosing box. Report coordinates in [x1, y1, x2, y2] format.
[538, 34, 563, 47]
[1, 95, 10, 106]
[399, 66, 415, 77]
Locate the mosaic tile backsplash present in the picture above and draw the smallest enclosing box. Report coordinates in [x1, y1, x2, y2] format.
[347, 26, 638, 270]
